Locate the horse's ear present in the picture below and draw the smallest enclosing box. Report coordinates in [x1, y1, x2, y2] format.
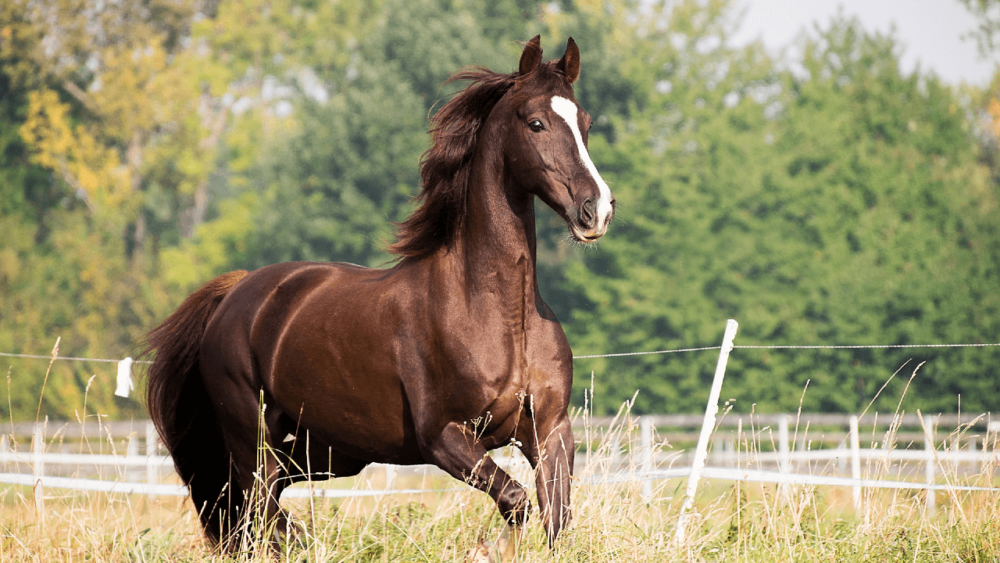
[556, 37, 580, 84]
[519, 35, 543, 76]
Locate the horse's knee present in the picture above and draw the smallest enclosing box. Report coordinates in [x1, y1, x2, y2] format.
[497, 484, 531, 526]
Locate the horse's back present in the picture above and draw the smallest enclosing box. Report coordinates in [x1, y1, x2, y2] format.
[203, 261, 357, 364]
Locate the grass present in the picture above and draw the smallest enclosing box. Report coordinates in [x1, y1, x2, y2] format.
[1, 406, 998, 563]
[1, 464, 998, 561]
[1, 358, 998, 562]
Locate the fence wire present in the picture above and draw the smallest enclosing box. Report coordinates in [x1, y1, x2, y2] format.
[574, 341, 1000, 359]
[0, 352, 152, 364]
[4, 341, 1000, 364]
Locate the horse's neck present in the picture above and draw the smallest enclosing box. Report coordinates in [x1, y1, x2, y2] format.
[449, 150, 538, 303]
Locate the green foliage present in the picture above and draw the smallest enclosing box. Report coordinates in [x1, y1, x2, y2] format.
[561, 14, 1000, 414]
[2, 0, 1000, 420]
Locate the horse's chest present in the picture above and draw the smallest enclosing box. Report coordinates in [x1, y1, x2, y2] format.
[446, 317, 528, 383]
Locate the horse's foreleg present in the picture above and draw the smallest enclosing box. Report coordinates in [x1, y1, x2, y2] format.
[423, 422, 530, 526]
[522, 416, 574, 547]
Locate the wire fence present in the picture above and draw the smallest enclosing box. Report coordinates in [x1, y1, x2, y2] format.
[4, 340, 1000, 364]
[0, 352, 152, 364]
[575, 341, 1000, 359]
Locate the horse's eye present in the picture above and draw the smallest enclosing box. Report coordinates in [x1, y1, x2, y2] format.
[529, 119, 545, 132]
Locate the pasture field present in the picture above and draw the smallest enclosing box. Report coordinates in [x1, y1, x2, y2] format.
[2, 416, 999, 562]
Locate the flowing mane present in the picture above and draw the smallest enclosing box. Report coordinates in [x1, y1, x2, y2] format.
[390, 68, 518, 258]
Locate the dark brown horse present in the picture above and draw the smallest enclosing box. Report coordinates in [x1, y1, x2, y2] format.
[145, 36, 614, 553]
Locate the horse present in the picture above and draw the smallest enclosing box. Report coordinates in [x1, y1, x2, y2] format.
[144, 35, 615, 555]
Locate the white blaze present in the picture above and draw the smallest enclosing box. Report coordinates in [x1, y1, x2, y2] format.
[550, 96, 614, 227]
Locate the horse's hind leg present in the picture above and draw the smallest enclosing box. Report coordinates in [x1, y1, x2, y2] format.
[272, 423, 370, 543]
[207, 387, 291, 553]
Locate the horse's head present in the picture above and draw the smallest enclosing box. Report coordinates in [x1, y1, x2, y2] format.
[503, 36, 615, 242]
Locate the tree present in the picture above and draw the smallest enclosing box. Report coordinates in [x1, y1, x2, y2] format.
[2, 0, 999, 421]
[559, 11, 1000, 415]
[162, 0, 545, 281]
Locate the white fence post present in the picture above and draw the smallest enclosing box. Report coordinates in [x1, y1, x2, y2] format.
[384, 464, 397, 490]
[610, 434, 621, 469]
[949, 437, 959, 474]
[778, 414, 790, 473]
[126, 431, 139, 482]
[849, 415, 861, 511]
[146, 421, 158, 499]
[777, 413, 790, 502]
[674, 319, 739, 549]
[0, 434, 8, 472]
[795, 431, 807, 473]
[640, 416, 652, 501]
[725, 436, 735, 468]
[32, 419, 45, 511]
[924, 415, 935, 513]
[968, 436, 978, 474]
[990, 421, 1000, 475]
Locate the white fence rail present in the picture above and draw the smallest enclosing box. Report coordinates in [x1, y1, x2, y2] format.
[2, 412, 997, 501]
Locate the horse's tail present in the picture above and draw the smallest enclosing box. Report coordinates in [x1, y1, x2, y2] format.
[143, 270, 249, 545]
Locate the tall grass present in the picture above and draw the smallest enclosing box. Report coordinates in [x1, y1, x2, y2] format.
[1, 383, 998, 561]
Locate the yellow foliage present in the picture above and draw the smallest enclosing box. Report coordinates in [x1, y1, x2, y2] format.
[989, 97, 1000, 138]
[91, 44, 166, 140]
[20, 89, 133, 217]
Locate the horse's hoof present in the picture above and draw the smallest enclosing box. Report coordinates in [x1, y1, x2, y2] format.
[496, 536, 514, 562]
[466, 539, 494, 563]
[273, 513, 305, 553]
[465, 531, 518, 563]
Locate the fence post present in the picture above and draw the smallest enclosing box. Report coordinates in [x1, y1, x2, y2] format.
[923, 415, 935, 513]
[32, 419, 45, 512]
[777, 413, 790, 502]
[950, 437, 959, 474]
[610, 434, 621, 469]
[674, 319, 738, 549]
[968, 436, 978, 475]
[146, 421, 158, 499]
[795, 431, 807, 473]
[778, 414, 790, 473]
[0, 434, 8, 472]
[640, 416, 652, 501]
[990, 421, 1000, 475]
[126, 431, 139, 482]
[849, 415, 861, 511]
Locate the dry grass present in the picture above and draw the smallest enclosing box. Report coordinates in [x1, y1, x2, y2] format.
[1, 406, 998, 562]
[2, 362, 999, 562]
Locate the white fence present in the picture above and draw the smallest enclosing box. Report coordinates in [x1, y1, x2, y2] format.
[2, 411, 996, 501]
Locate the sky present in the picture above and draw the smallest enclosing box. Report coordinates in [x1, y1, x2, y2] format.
[729, 0, 996, 86]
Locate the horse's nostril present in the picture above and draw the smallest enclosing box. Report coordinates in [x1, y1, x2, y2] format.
[580, 199, 596, 227]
